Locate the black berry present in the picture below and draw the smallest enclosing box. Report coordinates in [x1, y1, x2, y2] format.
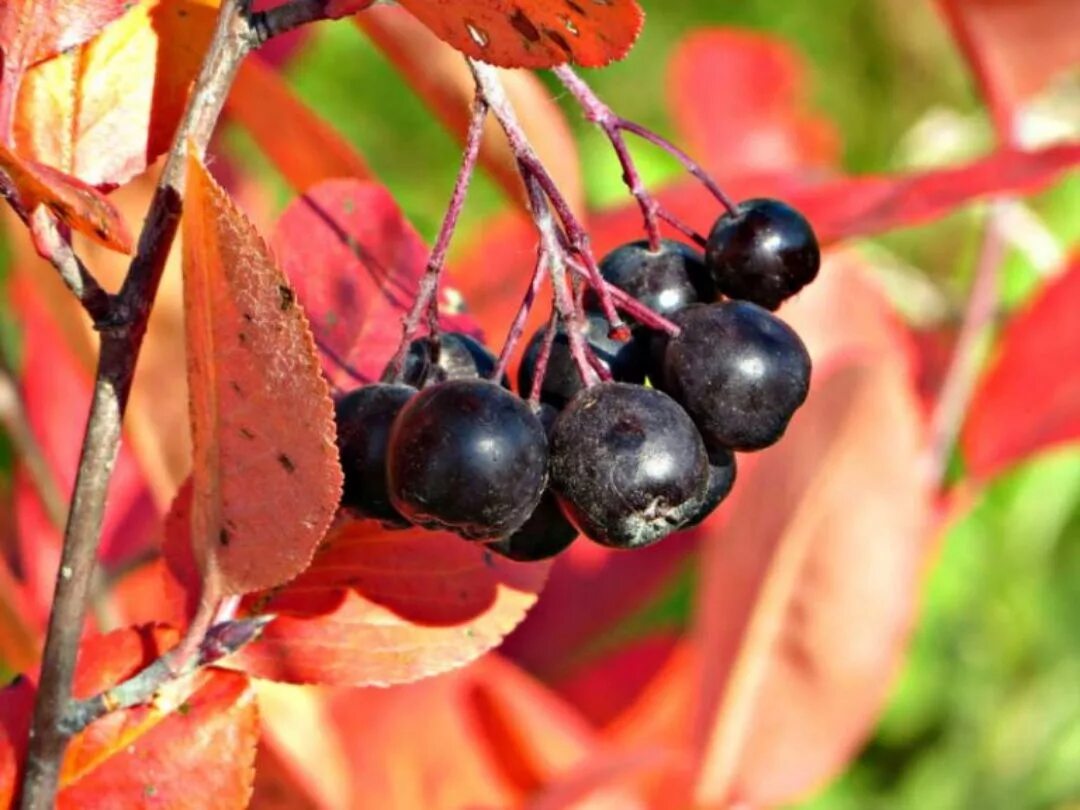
[662, 302, 811, 451]
[403, 332, 502, 387]
[682, 446, 737, 528]
[550, 383, 709, 549]
[589, 239, 714, 320]
[387, 379, 548, 539]
[334, 383, 415, 527]
[706, 198, 820, 311]
[518, 313, 646, 409]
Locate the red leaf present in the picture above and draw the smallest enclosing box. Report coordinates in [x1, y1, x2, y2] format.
[272, 179, 476, 391]
[13, 0, 218, 187]
[182, 151, 342, 597]
[1, 627, 259, 810]
[0, 0, 129, 70]
[938, 0, 1080, 138]
[0, 677, 34, 807]
[667, 30, 839, 178]
[229, 520, 551, 686]
[0, 144, 132, 253]
[963, 254, 1080, 478]
[226, 58, 373, 193]
[691, 358, 932, 806]
[591, 142, 1080, 247]
[390, 0, 644, 69]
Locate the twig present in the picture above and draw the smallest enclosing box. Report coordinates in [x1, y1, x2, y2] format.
[925, 200, 1008, 485]
[382, 94, 488, 383]
[18, 0, 326, 805]
[27, 209, 114, 326]
[60, 615, 272, 736]
[553, 65, 736, 225]
[249, 0, 332, 44]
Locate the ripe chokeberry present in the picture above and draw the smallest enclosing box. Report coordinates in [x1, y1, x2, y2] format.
[706, 198, 820, 311]
[403, 332, 502, 387]
[387, 379, 548, 539]
[662, 302, 811, 452]
[550, 382, 709, 550]
[589, 239, 714, 320]
[334, 383, 416, 527]
[486, 402, 577, 562]
[518, 312, 646, 409]
[682, 446, 737, 528]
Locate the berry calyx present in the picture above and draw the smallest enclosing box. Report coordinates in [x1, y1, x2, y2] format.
[706, 198, 820, 311]
[662, 302, 811, 451]
[387, 379, 548, 539]
[550, 382, 709, 549]
[589, 239, 713, 320]
[334, 383, 416, 527]
[518, 313, 646, 409]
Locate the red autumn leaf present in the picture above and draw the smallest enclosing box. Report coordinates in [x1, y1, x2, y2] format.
[388, 0, 644, 69]
[0, 677, 34, 807]
[13, 0, 218, 188]
[225, 58, 373, 194]
[667, 30, 839, 179]
[271, 179, 480, 391]
[10, 275, 159, 621]
[0, 626, 258, 809]
[182, 150, 342, 597]
[938, 0, 1080, 137]
[0, 558, 38, 674]
[592, 141, 1080, 248]
[227, 519, 552, 686]
[0, 143, 132, 253]
[357, 6, 584, 212]
[962, 254, 1080, 479]
[691, 358, 932, 806]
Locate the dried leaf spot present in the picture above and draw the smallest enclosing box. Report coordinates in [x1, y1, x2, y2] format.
[230, 381, 243, 396]
[219, 528, 231, 547]
[239, 427, 256, 440]
[465, 19, 490, 47]
[565, 0, 586, 14]
[509, 8, 542, 43]
[545, 28, 573, 54]
[278, 284, 296, 311]
[277, 453, 296, 474]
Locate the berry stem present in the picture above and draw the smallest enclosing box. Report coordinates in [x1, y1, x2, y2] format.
[563, 254, 682, 337]
[528, 307, 559, 406]
[492, 251, 548, 383]
[554, 66, 736, 224]
[468, 59, 629, 341]
[381, 93, 488, 383]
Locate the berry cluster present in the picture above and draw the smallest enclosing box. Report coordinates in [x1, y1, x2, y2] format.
[334, 198, 819, 560]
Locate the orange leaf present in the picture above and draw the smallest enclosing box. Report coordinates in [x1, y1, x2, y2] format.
[14, 0, 218, 187]
[226, 58, 373, 193]
[1, 627, 258, 810]
[390, 0, 644, 69]
[182, 150, 342, 596]
[357, 6, 583, 213]
[0, 143, 132, 252]
[227, 520, 551, 686]
[691, 358, 932, 806]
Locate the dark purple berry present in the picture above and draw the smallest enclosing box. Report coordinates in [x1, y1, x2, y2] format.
[403, 332, 503, 387]
[334, 383, 415, 527]
[387, 379, 548, 539]
[518, 313, 646, 409]
[588, 239, 714, 320]
[682, 446, 737, 528]
[550, 383, 709, 550]
[663, 302, 811, 451]
[706, 198, 820, 311]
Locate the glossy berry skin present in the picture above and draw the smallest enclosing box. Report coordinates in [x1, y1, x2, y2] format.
[663, 302, 811, 451]
[550, 383, 709, 550]
[403, 332, 501, 387]
[589, 239, 714, 320]
[387, 379, 548, 540]
[334, 383, 415, 527]
[706, 198, 820, 311]
[518, 313, 646, 409]
[682, 446, 737, 528]
[487, 402, 577, 561]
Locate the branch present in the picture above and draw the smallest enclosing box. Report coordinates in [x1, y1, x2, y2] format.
[27, 209, 114, 325]
[17, 0, 326, 805]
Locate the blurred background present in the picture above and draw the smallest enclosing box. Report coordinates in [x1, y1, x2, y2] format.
[3, 1, 1079, 807]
